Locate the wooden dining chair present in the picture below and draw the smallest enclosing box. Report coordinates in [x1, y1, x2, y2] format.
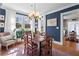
[69, 31, 76, 42]
[23, 32, 28, 55]
[23, 31, 38, 56]
[40, 35, 52, 56]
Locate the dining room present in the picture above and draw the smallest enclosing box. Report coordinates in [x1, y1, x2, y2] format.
[0, 3, 79, 56]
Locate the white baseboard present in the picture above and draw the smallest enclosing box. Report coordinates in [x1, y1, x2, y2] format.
[53, 40, 63, 45]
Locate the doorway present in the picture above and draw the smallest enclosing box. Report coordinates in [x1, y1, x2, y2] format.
[61, 9, 79, 47]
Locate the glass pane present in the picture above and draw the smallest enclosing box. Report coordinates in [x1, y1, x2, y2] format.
[76, 22, 79, 36]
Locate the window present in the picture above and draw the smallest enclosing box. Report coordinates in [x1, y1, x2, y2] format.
[68, 21, 79, 36]
[16, 13, 30, 29]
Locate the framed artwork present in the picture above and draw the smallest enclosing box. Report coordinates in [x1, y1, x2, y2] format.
[47, 18, 57, 26]
[0, 15, 4, 20]
[0, 23, 4, 27]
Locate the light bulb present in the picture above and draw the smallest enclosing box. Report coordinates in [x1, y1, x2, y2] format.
[35, 11, 40, 16]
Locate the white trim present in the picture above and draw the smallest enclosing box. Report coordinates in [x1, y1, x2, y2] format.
[53, 38, 63, 45]
[60, 13, 64, 45]
[46, 4, 78, 15]
[53, 41, 62, 45]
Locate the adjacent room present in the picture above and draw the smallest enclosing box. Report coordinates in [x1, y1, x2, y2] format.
[61, 9, 79, 52]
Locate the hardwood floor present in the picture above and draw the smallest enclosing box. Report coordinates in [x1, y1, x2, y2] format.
[52, 37, 79, 56]
[0, 39, 79, 56]
[0, 42, 24, 56]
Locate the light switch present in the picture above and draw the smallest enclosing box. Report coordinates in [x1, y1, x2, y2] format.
[56, 27, 59, 29]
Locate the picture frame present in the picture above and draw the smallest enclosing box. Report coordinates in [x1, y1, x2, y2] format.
[0, 23, 4, 27]
[0, 15, 4, 20]
[47, 18, 57, 26]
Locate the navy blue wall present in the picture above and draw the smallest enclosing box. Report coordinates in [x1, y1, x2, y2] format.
[0, 8, 6, 32]
[46, 4, 79, 42]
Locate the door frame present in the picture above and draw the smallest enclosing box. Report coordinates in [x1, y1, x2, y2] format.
[60, 9, 79, 45]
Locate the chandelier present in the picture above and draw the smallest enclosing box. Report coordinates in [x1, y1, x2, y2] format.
[28, 4, 42, 20]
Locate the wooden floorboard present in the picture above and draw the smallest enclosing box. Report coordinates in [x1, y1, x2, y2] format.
[52, 37, 79, 56]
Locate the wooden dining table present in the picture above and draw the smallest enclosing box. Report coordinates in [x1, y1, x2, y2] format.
[23, 31, 48, 56]
[32, 35, 45, 55]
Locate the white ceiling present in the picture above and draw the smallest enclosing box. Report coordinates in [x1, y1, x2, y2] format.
[1, 3, 78, 15]
[63, 9, 79, 19]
